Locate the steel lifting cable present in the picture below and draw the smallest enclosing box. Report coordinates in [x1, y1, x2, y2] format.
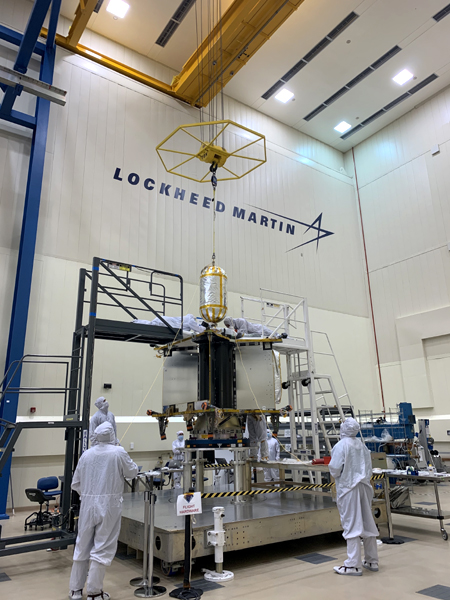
[194, 0, 202, 135]
[210, 170, 217, 266]
[119, 292, 197, 443]
[220, 0, 224, 123]
[233, 339, 301, 462]
[208, 332, 213, 405]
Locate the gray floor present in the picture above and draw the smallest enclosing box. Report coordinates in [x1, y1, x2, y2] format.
[1, 481, 450, 599]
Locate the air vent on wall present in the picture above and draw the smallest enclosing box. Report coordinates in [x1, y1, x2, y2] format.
[327, 12, 359, 38]
[261, 80, 285, 101]
[261, 11, 359, 100]
[303, 38, 331, 63]
[346, 67, 373, 89]
[302, 104, 326, 120]
[94, 0, 105, 13]
[155, 0, 197, 47]
[340, 73, 438, 140]
[304, 46, 401, 121]
[360, 109, 386, 127]
[433, 3, 450, 22]
[383, 92, 410, 111]
[281, 60, 307, 83]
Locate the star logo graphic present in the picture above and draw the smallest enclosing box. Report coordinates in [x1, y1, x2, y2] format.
[247, 206, 334, 252]
[287, 212, 334, 252]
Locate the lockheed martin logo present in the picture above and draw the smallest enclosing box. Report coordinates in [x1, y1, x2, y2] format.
[247, 205, 334, 251]
[113, 167, 335, 251]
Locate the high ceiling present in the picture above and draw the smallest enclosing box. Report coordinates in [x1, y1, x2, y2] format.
[59, 0, 450, 152]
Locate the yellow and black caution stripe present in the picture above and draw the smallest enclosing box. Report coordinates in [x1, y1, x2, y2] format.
[202, 465, 386, 479]
[202, 483, 334, 498]
[201, 474, 385, 498]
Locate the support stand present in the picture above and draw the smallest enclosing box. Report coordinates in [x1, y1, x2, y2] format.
[170, 495, 203, 600]
[203, 507, 233, 582]
[231, 447, 251, 503]
[182, 449, 195, 493]
[194, 452, 205, 493]
[130, 490, 161, 588]
[134, 487, 166, 598]
[380, 473, 404, 545]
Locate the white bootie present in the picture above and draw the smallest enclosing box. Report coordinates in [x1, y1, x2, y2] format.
[68, 591, 83, 600]
[333, 566, 362, 576]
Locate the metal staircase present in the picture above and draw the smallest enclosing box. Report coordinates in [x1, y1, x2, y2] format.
[240, 289, 353, 480]
[0, 354, 84, 516]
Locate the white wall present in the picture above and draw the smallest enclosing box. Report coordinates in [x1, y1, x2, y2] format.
[351, 81, 450, 447]
[0, 1, 378, 508]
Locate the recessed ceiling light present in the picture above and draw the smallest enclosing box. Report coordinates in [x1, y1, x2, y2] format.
[393, 69, 413, 85]
[275, 89, 294, 103]
[334, 121, 351, 133]
[106, 0, 129, 18]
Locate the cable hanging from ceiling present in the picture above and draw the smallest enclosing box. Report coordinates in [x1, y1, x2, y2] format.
[155, 0, 267, 325]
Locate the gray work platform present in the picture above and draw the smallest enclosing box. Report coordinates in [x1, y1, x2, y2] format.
[119, 487, 387, 567]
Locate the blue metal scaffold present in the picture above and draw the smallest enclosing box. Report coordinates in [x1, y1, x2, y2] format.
[0, 0, 64, 519]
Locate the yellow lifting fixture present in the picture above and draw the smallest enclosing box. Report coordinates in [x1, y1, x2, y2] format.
[155, 119, 266, 183]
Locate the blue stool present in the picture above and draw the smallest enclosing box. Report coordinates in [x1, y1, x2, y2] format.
[37, 476, 62, 511]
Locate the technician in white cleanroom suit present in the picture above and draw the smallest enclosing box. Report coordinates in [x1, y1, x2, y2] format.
[247, 414, 269, 460]
[89, 397, 119, 446]
[328, 417, 379, 576]
[260, 430, 280, 482]
[133, 314, 205, 334]
[224, 317, 274, 338]
[68, 422, 138, 600]
[172, 430, 185, 489]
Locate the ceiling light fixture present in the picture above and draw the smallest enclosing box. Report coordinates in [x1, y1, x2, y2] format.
[393, 69, 413, 85]
[275, 89, 294, 103]
[334, 121, 351, 133]
[106, 0, 129, 19]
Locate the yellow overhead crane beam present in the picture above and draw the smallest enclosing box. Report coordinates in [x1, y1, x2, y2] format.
[173, 0, 305, 105]
[40, 30, 178, 100]
[41, 0, 305, 107]
[66, 0, 98, 47]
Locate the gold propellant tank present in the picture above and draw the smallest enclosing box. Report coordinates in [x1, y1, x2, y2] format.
[199, 265, 228, 324]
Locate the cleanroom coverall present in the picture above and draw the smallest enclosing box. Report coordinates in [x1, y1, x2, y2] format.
[69, 422, 138, 596]
[227, 317, 273, 338]
[89, 397, 119, 446]
[247, 414, 269, 459]
[329, 418, 379, 569]
[264, 436, 280, 481]
[172, 436, 185, 488]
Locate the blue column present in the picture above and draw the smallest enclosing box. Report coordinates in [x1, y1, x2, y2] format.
[0, 29, 56, 519]
[14, 0, 52, 74]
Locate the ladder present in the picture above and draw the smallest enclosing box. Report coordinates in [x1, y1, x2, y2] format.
[240, 290, 353, 481]
[0, 354, 83, 477]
